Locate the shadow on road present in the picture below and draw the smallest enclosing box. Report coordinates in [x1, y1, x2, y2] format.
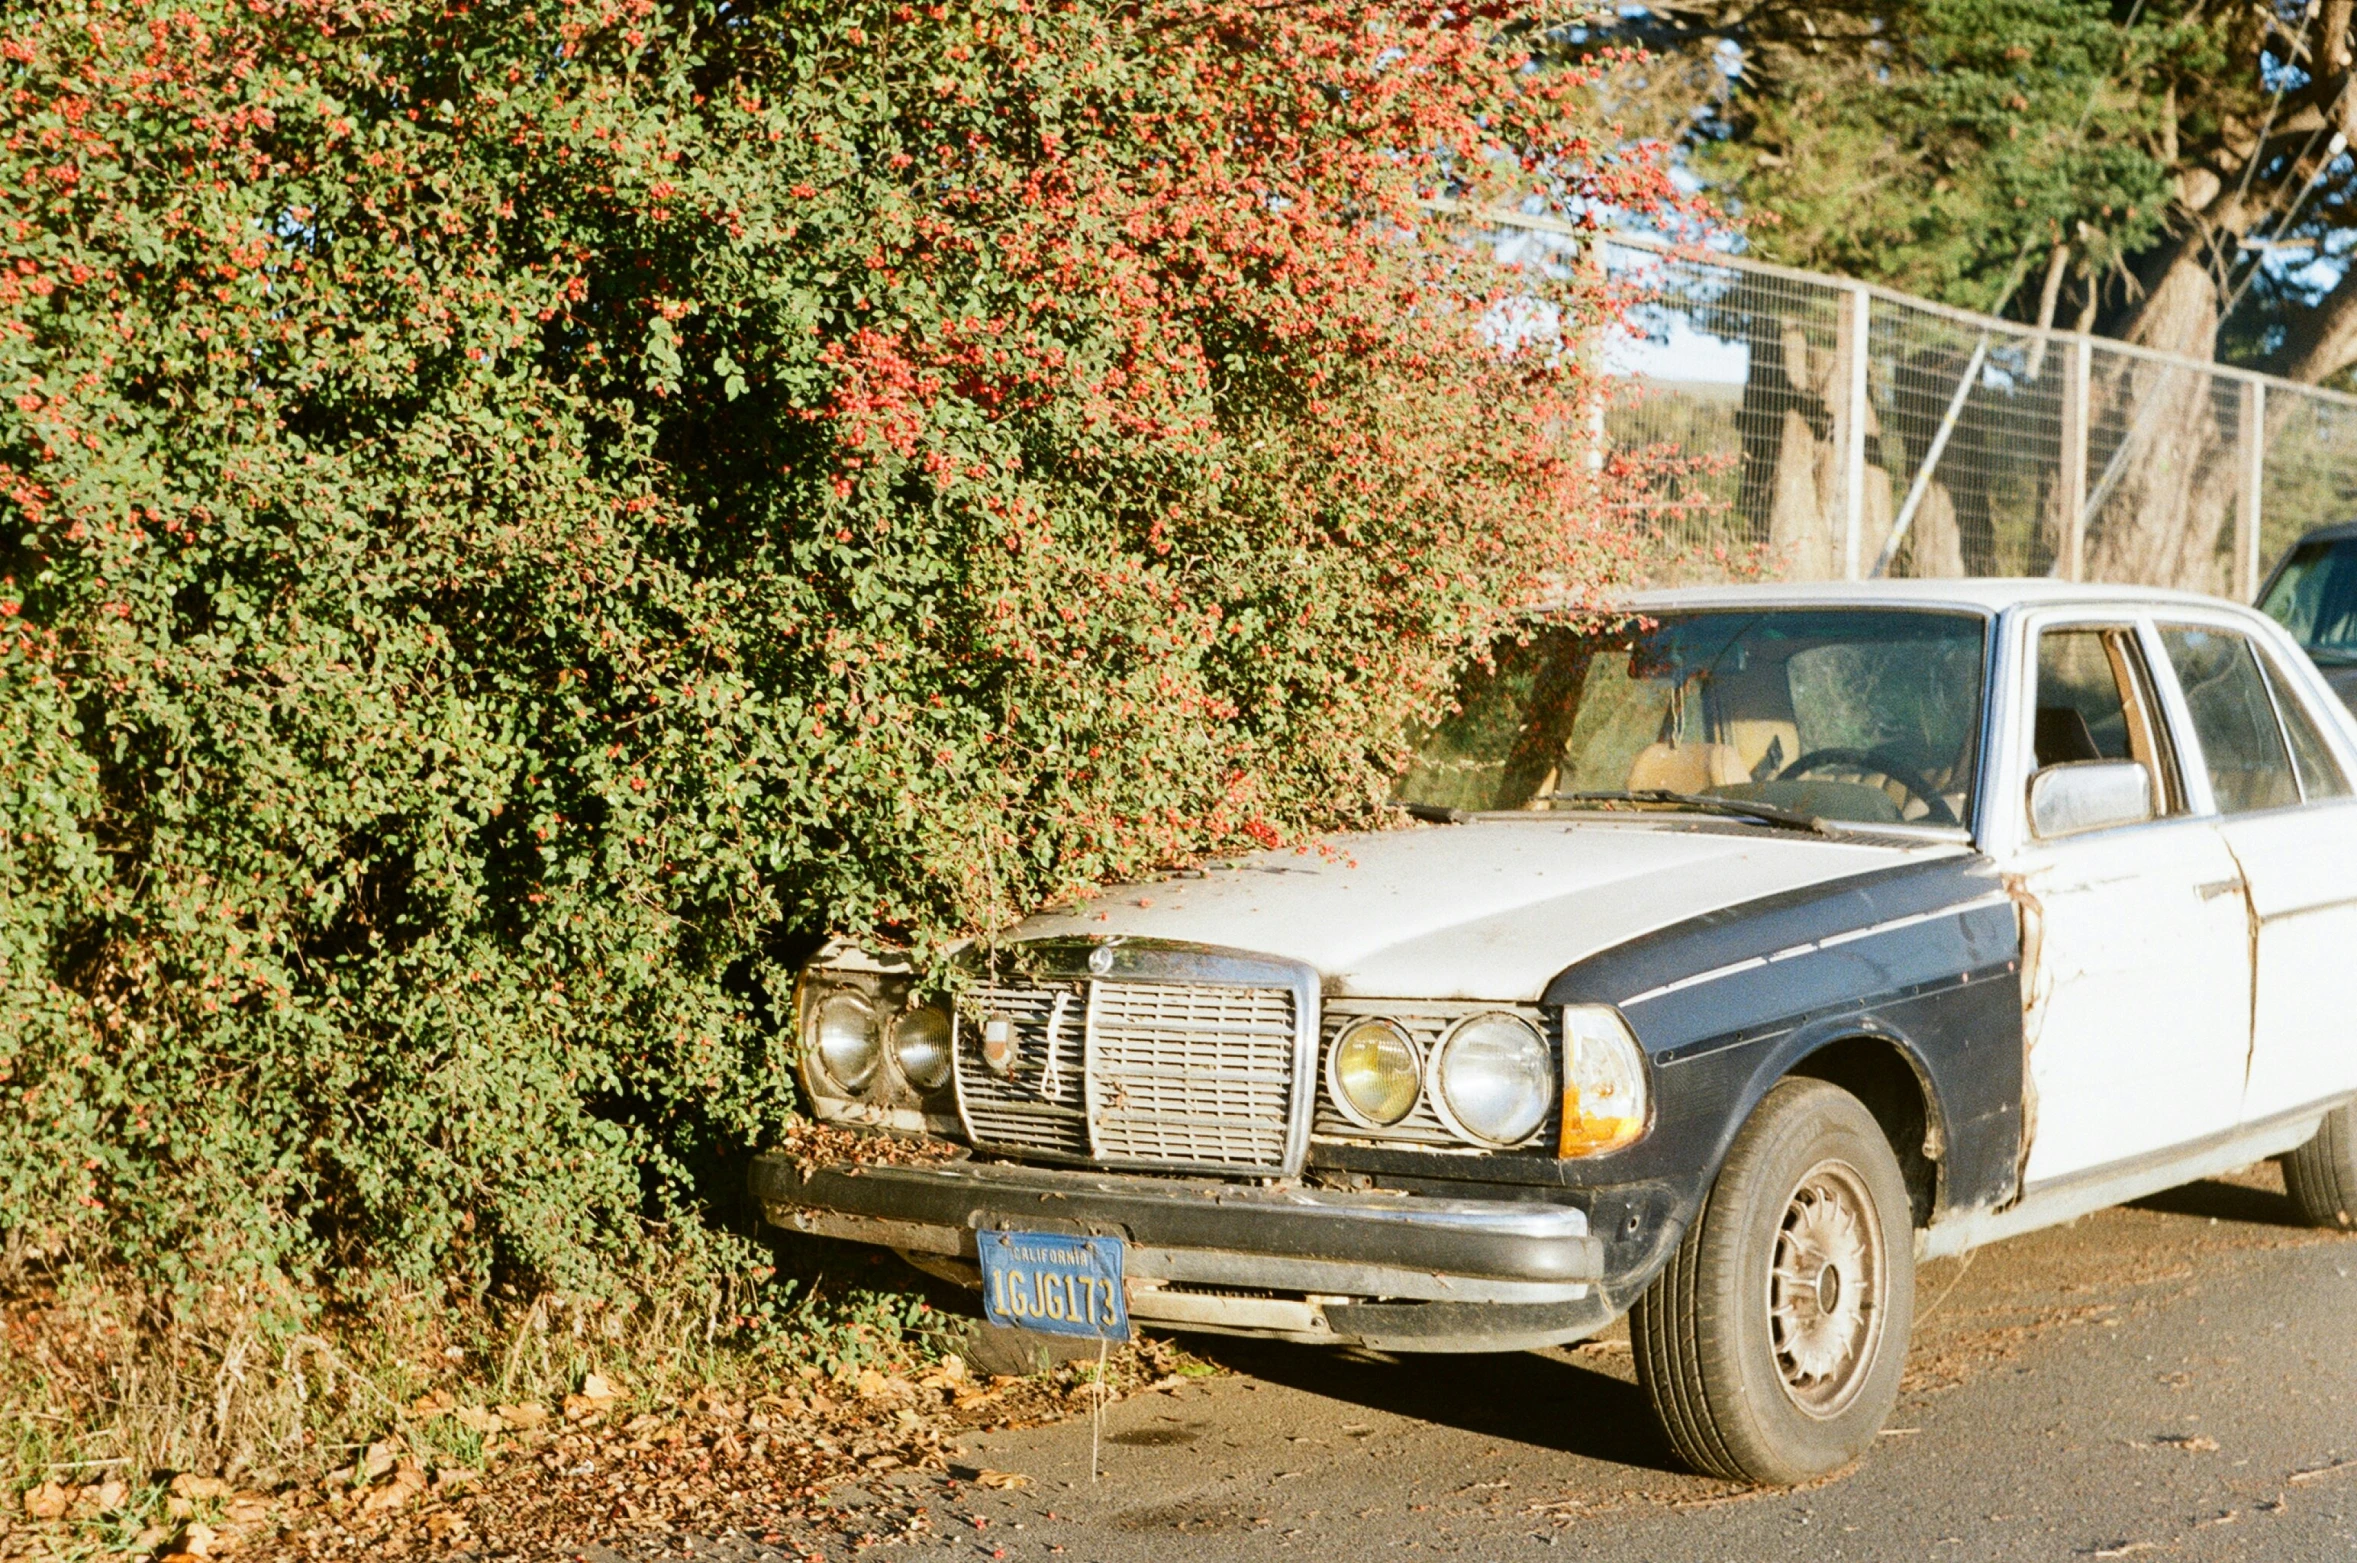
[2126, 1173, 2306, 1229]
[1186, 1338, 1686, 1474]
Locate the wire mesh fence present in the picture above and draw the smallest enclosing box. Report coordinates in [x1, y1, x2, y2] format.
[1506, 213, 2357, 596]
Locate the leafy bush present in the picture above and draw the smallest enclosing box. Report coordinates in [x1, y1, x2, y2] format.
[0, 0, 1649, 1369]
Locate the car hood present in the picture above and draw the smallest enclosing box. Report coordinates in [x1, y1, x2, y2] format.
[1008, 817, 1964, 1002]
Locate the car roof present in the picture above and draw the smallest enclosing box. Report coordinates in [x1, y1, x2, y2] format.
[1610, 577, 2251, 615]
[2281, 520, 2357, 547]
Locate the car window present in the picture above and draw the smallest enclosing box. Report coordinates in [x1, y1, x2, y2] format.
[2159, 626, 2301, 814]
[2258, 538, 2357, 663]
[1394, 609, 1986, 825]
[2254, 649, 2353, 800]
[2033, 626, 2178, 814]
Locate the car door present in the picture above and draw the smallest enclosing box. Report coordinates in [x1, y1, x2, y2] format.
[2153, 619, 2357, 1126]
[2006, 616, 2254, 1187]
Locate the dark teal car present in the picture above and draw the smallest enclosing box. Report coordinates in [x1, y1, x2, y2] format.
[2259, 522, 2357, 713]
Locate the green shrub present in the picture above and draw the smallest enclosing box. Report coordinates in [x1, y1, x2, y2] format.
[0, 0, 1646, 1351]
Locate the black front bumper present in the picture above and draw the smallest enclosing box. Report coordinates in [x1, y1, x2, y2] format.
[751, 1155, 1618, 1351]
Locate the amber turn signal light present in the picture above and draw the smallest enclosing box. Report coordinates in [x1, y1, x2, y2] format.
[1558, 1004, 1649, 1158]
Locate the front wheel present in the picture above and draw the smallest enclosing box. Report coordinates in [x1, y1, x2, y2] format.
[1631, 1078, 1916, 1485]
[2282, 1102, 2357, 1230]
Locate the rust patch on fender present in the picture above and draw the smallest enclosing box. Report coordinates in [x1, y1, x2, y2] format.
[2003, 871, 2046, 1200]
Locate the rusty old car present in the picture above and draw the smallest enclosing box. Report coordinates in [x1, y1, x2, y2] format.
[752, 580, 2357, 1485]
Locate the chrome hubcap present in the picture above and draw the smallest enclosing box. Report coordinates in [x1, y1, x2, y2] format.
[1767, 1159, 1885, 1418]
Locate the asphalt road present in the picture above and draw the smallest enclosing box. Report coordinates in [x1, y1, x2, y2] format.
[640, 1162, 2357, 1563]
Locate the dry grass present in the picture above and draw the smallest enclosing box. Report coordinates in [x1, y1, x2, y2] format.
[0, 1234, 972, 1561]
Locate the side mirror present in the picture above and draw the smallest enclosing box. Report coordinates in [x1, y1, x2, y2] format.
[2028, 760, 2154, 839]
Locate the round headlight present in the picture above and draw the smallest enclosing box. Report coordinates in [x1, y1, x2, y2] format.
[811, 992, 881, 1093]
[1434, 1012, 1553, 1147]
[890, 1005, 953, 1091]
[1328, 1018, 1421, 1127]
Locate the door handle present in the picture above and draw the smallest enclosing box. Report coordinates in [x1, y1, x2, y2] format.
[2195, 877, 2246, 901]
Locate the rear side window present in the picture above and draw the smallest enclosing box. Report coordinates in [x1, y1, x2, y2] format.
[2256, 650, 2354, 800]
[2160, 627, 2300, 814]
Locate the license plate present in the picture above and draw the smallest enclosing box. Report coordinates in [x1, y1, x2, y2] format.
[978, 1230, 1131, 1341]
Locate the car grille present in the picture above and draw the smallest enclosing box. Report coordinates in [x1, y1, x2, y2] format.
[954, 978, 1302, 1171]
[952, 982, 1090, 1159]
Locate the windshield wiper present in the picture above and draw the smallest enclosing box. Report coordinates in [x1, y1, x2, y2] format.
[1543, 789, 1830, 835]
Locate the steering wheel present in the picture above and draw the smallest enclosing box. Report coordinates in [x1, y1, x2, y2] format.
[1774, 746, 1958, 826]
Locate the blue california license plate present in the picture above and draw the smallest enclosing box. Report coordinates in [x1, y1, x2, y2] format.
[978, 1230, 1131, 1341]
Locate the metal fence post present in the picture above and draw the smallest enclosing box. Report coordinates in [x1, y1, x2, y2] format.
[1840, 284, 1870, 580]
[2236, 379, 2265, 600]
[2058, 336, 2091, 582]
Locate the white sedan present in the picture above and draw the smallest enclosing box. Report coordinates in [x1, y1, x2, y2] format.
[758, 579, 2357, 1485]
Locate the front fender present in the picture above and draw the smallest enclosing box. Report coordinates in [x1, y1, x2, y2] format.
[1543, 852, 2024, 1237]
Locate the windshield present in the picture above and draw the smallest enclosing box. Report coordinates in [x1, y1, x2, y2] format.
[1395, 609, 1989, 827]
[2258, 539, 2357, 663]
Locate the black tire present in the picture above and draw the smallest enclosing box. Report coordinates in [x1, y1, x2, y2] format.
[2282, 1102, 2357, 1230]
[1631, 1078, 1916, 1486]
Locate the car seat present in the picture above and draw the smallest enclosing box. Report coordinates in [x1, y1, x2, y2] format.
[2034, 706, 2103, 768]
[1626, 740, 1750, 795]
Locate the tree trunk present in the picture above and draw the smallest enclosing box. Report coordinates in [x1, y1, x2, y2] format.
[2082, 245, 2241, 592]
[1736, 289, 1853, 579]
[2273, 267, 2357, 386]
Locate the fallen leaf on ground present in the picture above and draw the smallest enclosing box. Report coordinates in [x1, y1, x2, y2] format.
[22, 1482, 72, 1521]
[171, 1474, 231, 1501]
[2153, 1433, 2219, 1453]
[974, 1470, 1031, 1490]
[83, 1479, 129, 1512]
